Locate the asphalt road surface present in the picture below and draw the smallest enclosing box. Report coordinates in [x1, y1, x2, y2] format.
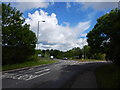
[2, 59, 109, 89]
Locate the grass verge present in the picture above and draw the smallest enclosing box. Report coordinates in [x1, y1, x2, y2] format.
[72, 59, 106, 62]
[95, 63, 120, 88]
[2, 58, 58, 71]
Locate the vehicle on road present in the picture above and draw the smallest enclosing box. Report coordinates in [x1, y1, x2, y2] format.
[50, 56, 54, 60]
[62, 57, 68, 60]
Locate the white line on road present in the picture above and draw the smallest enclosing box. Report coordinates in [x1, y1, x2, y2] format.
[18, 67, 48, 73]
[29, 68, 34, 70]
[69, 62, 78, 65]
[2, 67, 51, 80]
[25, 71, 50, 81]
[35, 69, 50, 74]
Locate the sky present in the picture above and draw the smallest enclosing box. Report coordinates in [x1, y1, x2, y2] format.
[3, 0, 118, 51]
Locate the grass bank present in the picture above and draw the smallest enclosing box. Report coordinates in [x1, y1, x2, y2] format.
[2, 58, 58, 71]
[95, 63, 120, 88]
[72, 59, 106, 62]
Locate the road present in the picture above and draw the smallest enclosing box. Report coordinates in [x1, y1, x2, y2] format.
[2, 59, 110, 88]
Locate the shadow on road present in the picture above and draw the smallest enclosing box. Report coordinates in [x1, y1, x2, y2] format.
[31, 61, 111, 88]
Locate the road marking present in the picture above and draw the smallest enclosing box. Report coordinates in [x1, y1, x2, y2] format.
[18, 74, 29, 80]
[18, 67, 48, 74]
[70, 63, 76, 65]
[25, 71, 50, 81]
[29, 68, 34, 70]
[2, 73, 14, 78]
[35, 69, 50, 74]
[12, 74, 23, 79]
[2, 68, 51, 81]
[18, 68, 34, 73]
[18, 70, 26, 73]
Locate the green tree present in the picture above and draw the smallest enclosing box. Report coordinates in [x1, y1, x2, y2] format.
[87, 8, 120, 64]
[65, 47, 82, 59]
[2, 3, 37, 65]
[49, 49, 63, 59]
[83, 45, 91, 59]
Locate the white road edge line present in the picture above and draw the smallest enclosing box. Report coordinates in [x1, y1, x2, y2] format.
[35, 69, 50, 74]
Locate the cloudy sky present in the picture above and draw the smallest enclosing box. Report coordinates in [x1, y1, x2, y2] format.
[3, 0, 118, 51]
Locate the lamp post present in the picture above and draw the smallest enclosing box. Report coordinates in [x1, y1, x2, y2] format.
[118, 1, 120, 10]
[81, 37, 86, 60]
[37, 20, 45, 50]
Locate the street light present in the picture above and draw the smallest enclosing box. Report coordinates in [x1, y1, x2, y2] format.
[81, 37, 86, 60]
[118, 1, 120, 10]
[37, 20, 45, 50]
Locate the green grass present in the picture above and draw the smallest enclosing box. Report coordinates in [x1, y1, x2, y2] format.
[95, 63, 120, 88]
[72, 59, 106, 62]
[2, 58, 58, 71]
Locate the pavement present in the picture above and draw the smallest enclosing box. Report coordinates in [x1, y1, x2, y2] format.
[2, 59, 111, 89]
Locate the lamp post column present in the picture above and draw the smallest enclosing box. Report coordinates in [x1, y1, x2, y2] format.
[37, 20, 45, 50]
[37, 21, 40, 50]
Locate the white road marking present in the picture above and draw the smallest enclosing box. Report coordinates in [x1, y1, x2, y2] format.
[2, 68, 51, 81]
[69, 62, 80, 65]
[18, 70, 26, 73]
[18, 67, 48, 73]
[2, 73, 14, 78]
[25, 71, 50, 81]
[35, 69, 50, 74]
[12, 74, 23, 79]
[29, 68, 34, 70]
[18, 74, 29, 80]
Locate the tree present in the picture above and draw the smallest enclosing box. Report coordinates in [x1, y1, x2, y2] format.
[2, 3, 37, 65]
[82, 45, 91, 59]
[87, 8, 120, 64]
[65, 47, 82, 59]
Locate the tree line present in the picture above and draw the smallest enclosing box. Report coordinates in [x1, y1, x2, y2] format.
[36, 46, 106, 60]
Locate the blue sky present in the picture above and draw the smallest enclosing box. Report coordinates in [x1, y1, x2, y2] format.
[7, 1, 117, 51]
[22, 2, 117, 34]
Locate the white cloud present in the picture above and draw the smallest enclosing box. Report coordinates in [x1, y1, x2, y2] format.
[7, 1, 118, 12]
[81, 33, 87, 37]
[25, 10, 90, 51]
[62, 22, 70, 27]
[2, 0, 119, 2]
[66, 2, 71, 9]
[10, 0, 50, 12]
[74, 0, 119, 2]
[80, 2, 118, 11]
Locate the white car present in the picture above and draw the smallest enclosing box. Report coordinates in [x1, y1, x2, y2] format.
[62, 57, 68, 60]
[50, 56, 54, 60]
